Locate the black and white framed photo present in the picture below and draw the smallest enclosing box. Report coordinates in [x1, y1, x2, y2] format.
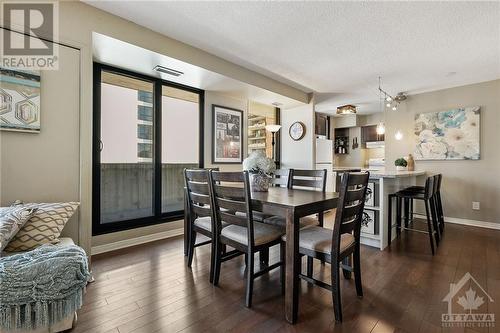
[361, 209, 377, 235]
[365, 182, 375, 207]
[212, 105, 243, 164]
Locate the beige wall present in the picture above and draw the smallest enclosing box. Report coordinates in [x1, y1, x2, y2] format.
[385, 79, 500, 223]
[281, 104, 315, 169]
[0, 44, 81, 242]
[1, 1, 307, 255]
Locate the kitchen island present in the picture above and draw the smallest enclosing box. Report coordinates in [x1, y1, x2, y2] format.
[333, 169, 426, 250]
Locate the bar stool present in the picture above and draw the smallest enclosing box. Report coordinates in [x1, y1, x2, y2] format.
[403, 174, 444, 236]
[388, 176, 439, 255]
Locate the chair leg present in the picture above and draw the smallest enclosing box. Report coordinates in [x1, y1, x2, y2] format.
[430, 197, 440, 246]
[331, 261, 343, 322]
[318, 212, 324, 227]
[424, 201, 436, 255]
[409, 199, 414, 225]
[187, 231, 196, 268]
[260, 248, 269, 266]
[396, 196, 402, 235]
[404, 198, 410, 228]
[353, 247, 363, 297]
[342, 256, 351, 280]
[213, 241, 222, 286]
[280, 242, 285, 295]
[437, 192, 445, 234]
[245, 250, 254, 308]
[388, 194, 393, 246]
[209, 237, 215, 284]
[307, 256, 313, 278]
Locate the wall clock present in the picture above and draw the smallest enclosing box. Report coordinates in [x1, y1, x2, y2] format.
[289, 121, 306, 141]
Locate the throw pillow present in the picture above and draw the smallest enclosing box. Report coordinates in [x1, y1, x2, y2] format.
[4, 202, 80, 252]
[0, 207, 38, 253]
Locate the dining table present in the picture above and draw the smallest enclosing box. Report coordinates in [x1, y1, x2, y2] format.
[251, 187, 339, 324]
[183, 186, 339, 324]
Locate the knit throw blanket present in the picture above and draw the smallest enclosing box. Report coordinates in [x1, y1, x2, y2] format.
[0, 244, 90, 330]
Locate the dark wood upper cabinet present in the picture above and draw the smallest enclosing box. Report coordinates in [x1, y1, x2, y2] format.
[361, 125, 384, 143]
[315, 113, 329, 138]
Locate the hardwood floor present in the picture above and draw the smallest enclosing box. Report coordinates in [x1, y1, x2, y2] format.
[79, 214, 500, 333]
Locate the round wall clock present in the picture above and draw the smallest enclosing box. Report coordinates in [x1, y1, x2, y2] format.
[289, 121, 306, 141]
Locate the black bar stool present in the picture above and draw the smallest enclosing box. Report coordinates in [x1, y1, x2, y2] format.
[388, 175, 440, 255]
[403, 174, 444, 235]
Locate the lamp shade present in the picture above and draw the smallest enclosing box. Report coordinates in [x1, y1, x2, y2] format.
[265, 124, 282, 133]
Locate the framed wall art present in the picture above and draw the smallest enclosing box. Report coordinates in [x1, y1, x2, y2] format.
[0, 67, 41, 133]
[414, 106, 480, 160]
[212, 104, 243, 164]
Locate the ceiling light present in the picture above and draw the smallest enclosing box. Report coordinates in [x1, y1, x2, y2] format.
[386, 103, 391, 107]
[376, 122, 385, 135]
[395, 130, 403, 141]
[336, 104, 357, 115]
[153, 65, 184, 77]
[386, 96, 392, 102]
[392, 106, 397, 111]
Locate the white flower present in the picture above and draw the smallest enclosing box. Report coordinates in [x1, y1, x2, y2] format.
[243, 151, 276, 175]
[418, 140, 447, 159]
[419, 129, 435, 142]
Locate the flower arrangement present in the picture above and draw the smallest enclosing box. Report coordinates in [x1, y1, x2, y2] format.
[243, 150, 276, 175]
[243, 151, 276, 191]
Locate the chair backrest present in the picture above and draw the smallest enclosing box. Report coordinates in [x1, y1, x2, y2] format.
[184, 169, 213, 221]
[270, 169, 291, 188]
[435, 174, 443, 193]
[209, 171, 256, 246]
[424, 175, 435, 199]
[289, 169, 327, 192]
[332, 172, 370, 256]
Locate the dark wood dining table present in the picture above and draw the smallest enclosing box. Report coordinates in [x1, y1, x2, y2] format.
[251, 187, 339, 324]
[183, 187, 339, 324]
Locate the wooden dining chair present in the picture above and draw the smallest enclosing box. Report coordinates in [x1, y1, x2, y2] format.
[209, 170, 285, 307]
[184, 169, 217, 282]
[283, 171, 370, 322]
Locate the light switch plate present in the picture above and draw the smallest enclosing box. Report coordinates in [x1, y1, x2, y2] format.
[472, 202, 480, 210]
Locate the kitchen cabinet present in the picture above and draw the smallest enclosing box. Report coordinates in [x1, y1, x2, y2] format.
[361, 125, 384, 143]
[315, 113, 329, 138]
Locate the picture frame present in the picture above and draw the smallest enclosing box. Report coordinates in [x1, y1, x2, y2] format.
[212, 104, 243, 164]
[0, 67, 41, 133]
[361, 209, 377, 235]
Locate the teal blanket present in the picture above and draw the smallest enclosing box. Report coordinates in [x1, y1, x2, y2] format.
[0, 244, 90, 330]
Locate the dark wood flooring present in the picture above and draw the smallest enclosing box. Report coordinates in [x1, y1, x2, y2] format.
[77, 215, 500, 333]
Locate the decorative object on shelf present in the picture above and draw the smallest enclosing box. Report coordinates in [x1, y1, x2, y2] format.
[265, 124, 281, 161]
[352, 137, 359, 150]
[395, 157, 408, 171]
[407, 154, 415, 171]
[361, 210, 376, 234]
[336, 104, 357, 115]
[289, 121, 305, 141]
[212, 105, 243, 164]
[0, 67, 41, 133]
[378, 76, 406, 112]
[242, 150, 276, 192]
[414, 106, 480, 160]
[395, 130, 403, 141]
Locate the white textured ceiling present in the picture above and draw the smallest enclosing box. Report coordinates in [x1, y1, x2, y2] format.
[86, 1, 500, 113]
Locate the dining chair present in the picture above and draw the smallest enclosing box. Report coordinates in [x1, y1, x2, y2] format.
[209, 170, 285, 307]
[263, 168, 327, 230]
[184, 169, 217, 282]
[282, 171, 370, 322]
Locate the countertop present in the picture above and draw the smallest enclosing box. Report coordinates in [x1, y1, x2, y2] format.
[332, 167, 426, 179]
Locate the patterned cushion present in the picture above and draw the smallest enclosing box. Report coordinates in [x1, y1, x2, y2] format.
[4, 202, 79, 252]
[0, 207, 38, 253]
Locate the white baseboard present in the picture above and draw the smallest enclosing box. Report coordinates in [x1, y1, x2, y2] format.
[414, 214, 500, 230]
[91, 228, 184, 255]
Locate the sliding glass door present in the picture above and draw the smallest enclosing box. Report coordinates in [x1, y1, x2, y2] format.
[93, 64, 203, 235]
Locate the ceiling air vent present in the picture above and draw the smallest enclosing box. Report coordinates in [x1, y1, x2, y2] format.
[153, 65, 183, 77]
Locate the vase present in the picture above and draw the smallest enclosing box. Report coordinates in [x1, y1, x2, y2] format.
[407, 154, 415, 171]
[250, 173, 270, 192]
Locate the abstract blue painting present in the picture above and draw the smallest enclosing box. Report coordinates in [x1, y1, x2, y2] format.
[414, 106, 480, 160]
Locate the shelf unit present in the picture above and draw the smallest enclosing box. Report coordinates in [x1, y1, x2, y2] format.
[248, 115, 268, 154]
